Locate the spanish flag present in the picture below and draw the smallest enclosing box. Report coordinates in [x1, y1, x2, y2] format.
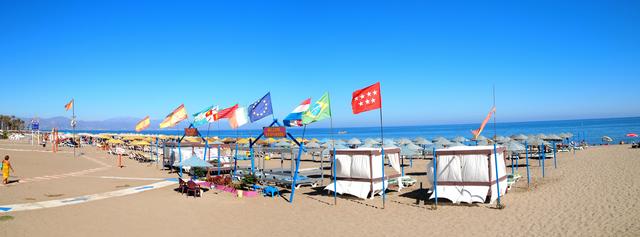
[159, 104, 188, 129]
[65, 99, 74, 111]
[135, 116, 151, 132]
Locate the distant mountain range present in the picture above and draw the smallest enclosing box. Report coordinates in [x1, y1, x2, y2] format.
[22, 116, 189, 131]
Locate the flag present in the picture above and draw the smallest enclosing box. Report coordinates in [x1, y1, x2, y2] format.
[284, 98, 311, 127]
[471, 107, 496, 139]
[65, 99, 74, 111]
[302, 92, 331, 125]
[229, 107, 249, 129]
[352, 82, 382, 114]
[192, 106, 218, 126]
[135, 116, 151, 132]
[248, 92, 273, 122]
[159, 104, 188, 129]
[215, 104, 238, 120]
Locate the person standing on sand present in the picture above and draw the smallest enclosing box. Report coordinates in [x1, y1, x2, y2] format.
[2, 155, 14, 184]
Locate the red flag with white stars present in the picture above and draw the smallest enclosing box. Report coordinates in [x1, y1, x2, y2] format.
[352, 82, 382, 114]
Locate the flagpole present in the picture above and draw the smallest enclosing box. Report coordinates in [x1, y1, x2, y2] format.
[330, 106, 337, 206]
[492, 84, 503, 208]
[233, 128, 238, 177]
[289, 125, 306, 203]
[379, 99, 386, 209]
[72, 98, 76, 158]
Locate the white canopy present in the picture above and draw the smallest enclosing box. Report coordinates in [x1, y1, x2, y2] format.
[325, 148, 401, 199]
[427, 146, 507, 204]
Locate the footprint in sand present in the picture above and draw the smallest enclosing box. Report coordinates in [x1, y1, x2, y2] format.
[115, 184, 131, 188]
[45, 194, 64, 198]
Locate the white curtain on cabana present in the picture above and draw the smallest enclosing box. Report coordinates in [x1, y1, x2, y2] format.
[325, 148, 397, 199]
[426, 146, 507, 204]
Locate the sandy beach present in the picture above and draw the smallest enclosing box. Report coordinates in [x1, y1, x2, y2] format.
[0, 139, 639, 237]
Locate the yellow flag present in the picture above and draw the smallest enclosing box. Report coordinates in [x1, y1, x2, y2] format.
[160, 104, 188, 128]
[135, 116, 150, 132]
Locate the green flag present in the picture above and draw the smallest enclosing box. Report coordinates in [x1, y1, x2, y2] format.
[302, 92, 331, 125]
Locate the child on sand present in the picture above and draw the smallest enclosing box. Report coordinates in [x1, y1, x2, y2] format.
[2, 155, 14, 184]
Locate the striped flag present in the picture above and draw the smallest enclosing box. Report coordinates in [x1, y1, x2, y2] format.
[215, 104, 238, 121]
[471, 107, 496, 140]
[229, 107, 249, 129]
[159, 104, 188, 129]
[284, 98, 311, 127]
[65, 99, 74, 111]
[135, 116, 151, 132]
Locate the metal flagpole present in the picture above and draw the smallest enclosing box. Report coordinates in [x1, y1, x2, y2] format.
[233, 128, 238, 176]
[492, 85, 503, 208]
[525, 141, 530, 186]
[379, 98, 386, 209]
[432, 147, 438, 208]
[72, 99, 77, 158]
[330, 110, 337, 206]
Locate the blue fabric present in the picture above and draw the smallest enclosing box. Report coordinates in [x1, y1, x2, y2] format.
[283, 112, 302, 127]
[248, 92, 273, 122]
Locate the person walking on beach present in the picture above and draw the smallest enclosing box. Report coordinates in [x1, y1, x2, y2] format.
[2, 155, 14, 184]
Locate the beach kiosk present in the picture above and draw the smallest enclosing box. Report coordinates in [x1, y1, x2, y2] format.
[325, 147, 402, 199]
[427, 145, 508, 204]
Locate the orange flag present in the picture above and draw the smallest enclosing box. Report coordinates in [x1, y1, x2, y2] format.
[135, 116, 151, 132]
[471, 107, 496, 139]
[65, 99, 74, 111]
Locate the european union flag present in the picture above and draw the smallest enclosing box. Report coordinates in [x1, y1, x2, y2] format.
[249, 92, 273, 122]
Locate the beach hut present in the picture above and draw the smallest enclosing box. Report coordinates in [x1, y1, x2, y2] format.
[325, 147, 402, 199]
[427, 146, 508, 204]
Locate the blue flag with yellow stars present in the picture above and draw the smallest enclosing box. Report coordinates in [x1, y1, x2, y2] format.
[248, 92, 273, 122]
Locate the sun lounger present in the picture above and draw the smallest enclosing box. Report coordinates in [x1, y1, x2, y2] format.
[507, 173, 522, 191]
[185, 180, 201, 197]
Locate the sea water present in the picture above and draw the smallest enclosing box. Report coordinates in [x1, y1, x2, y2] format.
[70, 117, 640, 145]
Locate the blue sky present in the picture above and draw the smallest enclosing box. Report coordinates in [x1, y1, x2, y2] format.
[1, 0, 639, 128]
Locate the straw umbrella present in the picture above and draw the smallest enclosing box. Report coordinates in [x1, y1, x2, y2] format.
[511, 134, 528, 141]
[347, 138, 362, 147]
[452, 136, 469, 143]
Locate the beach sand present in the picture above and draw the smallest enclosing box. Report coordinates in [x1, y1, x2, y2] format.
[0, 140, 639, 236]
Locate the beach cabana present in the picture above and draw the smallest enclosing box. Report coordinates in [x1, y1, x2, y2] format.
[427, 146, 508, 204]
[325, 147, 402, 199]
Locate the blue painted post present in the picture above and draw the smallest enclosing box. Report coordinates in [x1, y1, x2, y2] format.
[538, 144, 542, 166]
[333, 145, 337, 204]
[525, 141, 530, 186]
[250, 144, 255, 174]
[432, 147, 438, 207]
[493, 143, 502, 206]
[381, 146, 386, 208]
[289, 126, 306, 203]
[217, 145, 221, 175]
[410, 155, 413, 168]
[401, 156, 405, 177]
[178, 141, 183, 178]
[233, 141, 238, 177]
[203, 140, 208, 161]
[541, 143, 545, 178]
[515, 151, 519, 172]
[510, 152, 514, 175]
[552, 141, 557, 169]
[155, 137, 159, 166]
